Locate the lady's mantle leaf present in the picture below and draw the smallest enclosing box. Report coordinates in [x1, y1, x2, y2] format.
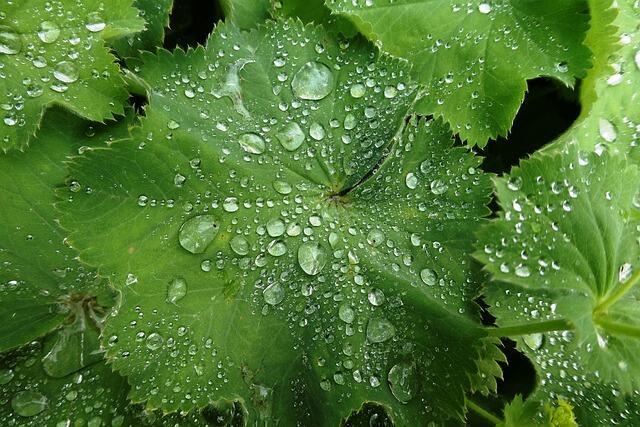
[0, 0, 144, 152]
[477, 145, 640, 424]
[0, 109, 130, 352]
[112, 0, 174, 58]
[326, 0, 591, 147]
[59, 20, 495, 423]
[219, 0, 271, 30]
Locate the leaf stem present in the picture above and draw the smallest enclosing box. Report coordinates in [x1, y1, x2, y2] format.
[595, 318, 640, 338]
[595, 267, 640, 314]
[466, 397, 502, 425]
[485, 319, 572, 337]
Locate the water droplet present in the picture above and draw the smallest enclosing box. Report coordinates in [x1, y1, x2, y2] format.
[263, 283, 285, 305]
[338, 303, 355, 323]
[53, 61, 79, 84]
[230, 235, 249, 255]
[238, 133, 265, 154]
[167, 277, 187, 304]
[273, 180, 292, 195]
[350, 83, 366, 98]
[277, 122, 305, 151]
[634, 50, 640, 71]
[384, 86, 397, 98]
[178, 215, 219, 254]
[388, 362, 416, 403]
[309, 122, 326, 140]
[85, 12, 106, 32]
[267, 240, 287, 256]
[0, 25, 22, 55]
[223, 197, 239, 212]
[167, 120, 180, 130]
[430, 179, 448, 195]
[367, 229, 385, 247]
[366, 317, 396, 343]
[515, 264, 530, 278]
[368, 289, 385, 306]
[11, 391, 48, 417]
[267, 218, 286, 237]
[598, 118, 617, 142]
[619, 263, 632, 283]
[298, 242, 327, 275]
[523, 333, 544, 350]
[37, 21, 60, 44]
[291, 61, 334, 100]
[405, 172, 418, 189]
[146, 332, 164, 350]
[420, 268, 437, 286]
[478, 3, 492, 14]
[0, 368, 14, 385]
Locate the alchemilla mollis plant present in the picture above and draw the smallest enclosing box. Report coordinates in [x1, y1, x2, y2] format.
[0, 0, 639, 426]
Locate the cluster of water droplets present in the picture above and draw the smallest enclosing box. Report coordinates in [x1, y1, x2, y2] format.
[0, 2, 109, 146]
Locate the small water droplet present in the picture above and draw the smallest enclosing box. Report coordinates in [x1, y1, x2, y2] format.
[53, 61, 79, 84]
[37, 21, 60, 44]
[178, 215, 219, 254]
[405, 172, 418, 189]
[273, 180, 292, 195]
[167, 277, 187, 304]
[478, 3, 492, 14]
[430, 179, 448, 195]
[309, 122, 326, 141]
[368, 288, 385, 306]
[350, 83, 366, 98]
[291, 61, 334, 100]
[598, 118, 617, 142]
[146, 332, 164, 350]
[277, 122, 305, 151]
[230, 235, 249, 255]
[367, 229, 385, 247]
[263, 282, 285, 305]
[0, 368, 14, 385]
[366, 317, 395, 343]
[85, 12, 106, 32]
[298, 242, 327, 275]
[238, 133, 265, 154]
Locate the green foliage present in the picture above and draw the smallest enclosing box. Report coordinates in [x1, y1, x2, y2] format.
[0, 0, 144, 152]
[327, 0, 592, 147]
[1, 0, 639, 426]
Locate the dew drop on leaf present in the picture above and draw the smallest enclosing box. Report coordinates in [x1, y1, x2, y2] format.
[291, 61, 334, 100]
[178, 215, 219, 254]
[37, 21, 60, 44]
[230, 235, 250, 255]
[387, 362, 417, 403]
[0, 25, 21, 55]
[367, 289, 386, 306]
[350, 83, 366, 98]
[263, 282, 285, 306]
[478, 3, 492, 14]
[309, 122, 326, 140]
[272, 180, 292, 195]
[85, 12, 106, 32]
[53, 61, 80, 84]
[297, 242, 327, 275]
[366, 317, 396, 343]
[277, 122, 305, 151]
[167, 277, 187, 304]
[405, 172, 418, 189]
[338, 303, 355, 323]
[430, 179, 448, 195]
[367, 229, 385, 247]
[146, 332, 164, 350]
[420, 268, 437, 286]
[0, 368, 14, 385]
[598, 118, 617, 142]
[11, 391, 48, 417]
[523, 333, 544, 350]
[238, 133, 266, 154]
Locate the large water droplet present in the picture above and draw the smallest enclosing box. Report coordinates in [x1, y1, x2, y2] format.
[146, 332, 164, 350]
[598, 118, 617, 142]
[263, 283, 285, 305]
[0, 25, 22, 55]
[387, 362, 416, 403]
[0, 368, 14, 385]
[523, 333, 544, 350]
[366, 317, 396, 343]
[85, 12, 106, 32]
[367, 229, 385, 247]
[309, 122, 326, 141]
[350, 83, 365, 98]
[420, 268, 437, 286]
[277, 122, 305, 151]
[53, 61, 79, 84]
[179, 215, 219, 254]
[430, 179, 448, 195]
[291, 61, 334, 100]
[230, 235, 249, 255]
[478, 3, 492, 14]
[405, 173, 418, 189]
[37, 21, 60, 44]
[167, 277, 187, 304]
[238, 133, 265, 154]
[11, 391, 48, 417]
[368, 289, 385, 306]
[338, 303, 355, 323]
[298, 242, 327, 275]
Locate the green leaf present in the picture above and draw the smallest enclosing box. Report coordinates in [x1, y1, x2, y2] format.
[0, 0, 144, 152]
[220, 0, 271, 30]
[477, 145, 640, 423]
[326, 0, 592, 147]
[112, 0, 174, 58]
[59, 20, 495, 424]
[273, 0, 358, 37]
[0, 108, 131, 352]
[499, 395, 578, 427]
[549, 0, 640, 156]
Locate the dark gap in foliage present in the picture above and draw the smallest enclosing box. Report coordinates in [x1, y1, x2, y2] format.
[129, 93, 148, 117]
[497, 340, 537, 399]
[164, 0, 222, 49]
[478, 78, 581, 176]
[343, 402, 393, 426]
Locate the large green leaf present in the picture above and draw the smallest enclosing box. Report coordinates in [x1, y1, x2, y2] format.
[273, 0, 358, 37]
[59, 20, 496, 424]
[476, 145, 640, 424]
[0, 109, 131, 352]
[0, 0, 144, 152]
[220, 0, 271, 30]
[326, 0, 592, 147]
[112, 0, 174, 58]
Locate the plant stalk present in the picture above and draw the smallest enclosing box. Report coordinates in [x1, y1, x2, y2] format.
[466, 398, 502, 425]
[485, 319, 572, 337]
